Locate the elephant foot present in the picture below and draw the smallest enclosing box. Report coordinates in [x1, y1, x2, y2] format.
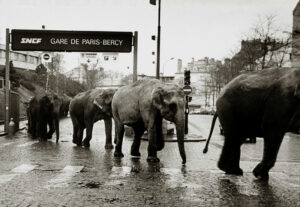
[83, 142, 90, 148]
[218, 162, 243, 175]
[114, 151, 124, 158]
[130, 150, 141, 157]
[147, 156, 160, 163]
[253, 163, 269, 181]
[225, 168, 243, 176]
[105, 144, 114, 149]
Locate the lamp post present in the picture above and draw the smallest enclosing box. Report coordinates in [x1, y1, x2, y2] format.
[162, 57, 174, 75]
[150, 0, 161, 79]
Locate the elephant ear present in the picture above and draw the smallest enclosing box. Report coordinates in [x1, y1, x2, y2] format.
[151, 87, 165, 110]
[93, 89, 116, 110]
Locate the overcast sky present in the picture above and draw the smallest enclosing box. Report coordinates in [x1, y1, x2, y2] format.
[0, 0, 298, 75]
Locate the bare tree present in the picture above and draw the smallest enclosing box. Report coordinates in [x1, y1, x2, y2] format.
[244, 14, 291, 69]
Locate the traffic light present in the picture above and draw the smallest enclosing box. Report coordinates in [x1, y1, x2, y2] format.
[184, 70, 191, 85]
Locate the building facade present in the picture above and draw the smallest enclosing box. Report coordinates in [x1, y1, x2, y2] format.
[175, 57, 221, 107]
[0, 44, 41, 71]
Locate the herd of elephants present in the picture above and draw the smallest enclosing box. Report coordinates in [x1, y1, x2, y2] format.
[26, 67, 300, 182]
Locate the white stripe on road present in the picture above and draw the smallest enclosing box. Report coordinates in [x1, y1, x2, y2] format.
[0, 164, 37, 184]
[0, 142, 14, 148]
[109, 166, 131, 178]
[45, 165, 84, 189]
[17, 141, 39, 147]
[11, 164, 37, 173]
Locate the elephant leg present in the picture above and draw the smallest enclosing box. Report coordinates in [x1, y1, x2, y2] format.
[54, 118, 59, 143]
[147, 122, 160, 163]
[40, 121, 48, 140]
[104, 118, 113, 149]
[47, 118, 55, 139]
[218, 135, 243, 175]
[77, 127, 84, 146]
[114, 121, 125, 158]
[31, 119, 37, 138]
[83, 121, 93, 147]
[131, 123, 146, 157]
[72, 124, 79, 144]
[253, 135, 284, 181]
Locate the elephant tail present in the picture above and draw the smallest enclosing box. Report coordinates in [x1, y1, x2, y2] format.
[203, 113, 218, 154]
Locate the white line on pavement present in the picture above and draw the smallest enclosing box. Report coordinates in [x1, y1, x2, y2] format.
[11, 164, 38, 174]
[0, 164, 37, 184]
[17, 141, 39, 147]
[44, 165, 84, 189]
[0, 142, 14, 148]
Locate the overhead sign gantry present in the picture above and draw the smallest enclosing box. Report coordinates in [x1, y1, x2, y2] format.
[11, 29, 133, 52]
[4, 28, 138, 133]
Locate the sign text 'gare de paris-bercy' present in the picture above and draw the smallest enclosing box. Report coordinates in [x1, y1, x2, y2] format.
[11, 29, 133, 52]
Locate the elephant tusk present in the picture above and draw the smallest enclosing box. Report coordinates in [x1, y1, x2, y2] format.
[93, 100, 103, 110]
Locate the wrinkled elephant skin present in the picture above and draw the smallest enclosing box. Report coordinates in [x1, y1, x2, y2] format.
[112, 79, 186, 164]
[69, 88, 116, 148]
[205, 68, 300, 181]
[27, 94, 61, 142]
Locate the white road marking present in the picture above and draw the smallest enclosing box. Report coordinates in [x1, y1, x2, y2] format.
[11, 164, 37, 174]
[45, 165, 84, 189]
[0, 164, 37, 184]
[17, 141, 39, 147]
[0, 142, 14, 148]
[0, 174, 18, 184]
[270, 172, 300, 188]
[109, 166, 131, 178]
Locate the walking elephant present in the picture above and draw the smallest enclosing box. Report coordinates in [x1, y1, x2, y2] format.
[27, 94, 61, 142]
[203, 67, 300, 181]
[112, 79, 186, 164]
[69, 88, 116, 148]
[60, 94, 71, 117]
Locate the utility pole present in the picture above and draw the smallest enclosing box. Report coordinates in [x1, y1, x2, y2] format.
[4, 28, 10, 133]
[133, 31, 138, 82]
[156, 0, 161, 80]
[150, 0, 161, 80]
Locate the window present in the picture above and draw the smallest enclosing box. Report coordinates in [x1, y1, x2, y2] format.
[18, 53, 26, 62]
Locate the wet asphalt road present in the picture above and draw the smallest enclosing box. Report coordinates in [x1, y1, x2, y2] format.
[0, 115, 299, 207]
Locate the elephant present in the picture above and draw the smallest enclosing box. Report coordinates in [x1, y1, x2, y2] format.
[60, 94, 71, 117]
[203, 67, 300, 181]
[112, 79, 186, 164]
[27, 94, 61, 142]
[69, 88, 116, 148]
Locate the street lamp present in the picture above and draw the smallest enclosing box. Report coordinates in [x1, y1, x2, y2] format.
[162, 57, 174, 75]
[150, 0, 161, 80]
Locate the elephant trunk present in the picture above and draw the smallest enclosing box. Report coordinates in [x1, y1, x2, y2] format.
[175, 117, 186, 164]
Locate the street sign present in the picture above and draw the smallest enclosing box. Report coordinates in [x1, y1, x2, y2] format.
[11, 29, 133, 52]
[42, 53, 51, 62]
[183, 85, 192, 95]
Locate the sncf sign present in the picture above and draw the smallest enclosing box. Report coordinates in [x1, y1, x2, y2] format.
[20, 38, 42, 44]
[11, 29, 133, 52]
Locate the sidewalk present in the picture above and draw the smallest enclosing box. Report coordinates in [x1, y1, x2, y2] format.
[0, 119, 27, 136]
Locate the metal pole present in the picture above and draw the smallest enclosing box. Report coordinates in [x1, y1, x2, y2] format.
[133, 31, 138, 82]
[4, 28, 10, 133]
[185, 96, 189, 134]
[156, 0, 161, 79]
